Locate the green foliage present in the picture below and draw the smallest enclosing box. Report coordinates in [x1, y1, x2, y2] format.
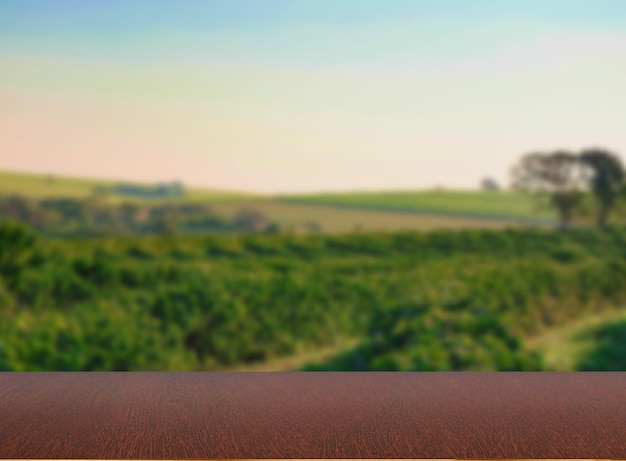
[511, 150, 591, 229]
[580, 148, 625, 228]
[549, 242, 587, 263]
[0, 220, 43, 294]
[1, 221, 625, 371]
[575, 319, 626, 371]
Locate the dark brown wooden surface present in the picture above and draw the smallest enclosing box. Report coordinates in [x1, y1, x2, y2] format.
[0, 372, 625, 459]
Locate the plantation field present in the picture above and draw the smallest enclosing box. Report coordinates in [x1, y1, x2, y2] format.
[1, 221, 625, 372]
[281, 189, 557, 222]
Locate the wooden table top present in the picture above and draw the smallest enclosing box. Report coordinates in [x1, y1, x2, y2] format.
[1, 372, 625, 459]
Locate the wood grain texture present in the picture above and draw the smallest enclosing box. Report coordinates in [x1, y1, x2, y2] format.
[0, 373, 625, 459]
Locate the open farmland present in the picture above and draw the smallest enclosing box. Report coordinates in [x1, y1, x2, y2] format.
[280, 189, 557, 223]
[209, 199, 521, 233]
[0, 170, 550, 233]
[5, 170, 623, 373]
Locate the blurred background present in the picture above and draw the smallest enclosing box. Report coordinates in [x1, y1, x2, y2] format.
[1, 0, 626, 371]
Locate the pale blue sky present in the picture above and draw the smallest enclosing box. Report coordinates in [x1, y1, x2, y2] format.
[1, 1, 626, 192]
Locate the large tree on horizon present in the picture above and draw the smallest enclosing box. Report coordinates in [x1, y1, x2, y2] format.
[579, 147, 625, 228]
[511, 150, 591, 230]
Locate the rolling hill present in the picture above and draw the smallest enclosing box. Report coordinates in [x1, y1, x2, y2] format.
[0, 170, 555, 232]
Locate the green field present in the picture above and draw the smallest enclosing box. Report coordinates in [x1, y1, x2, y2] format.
[281, 189, 557, 222]
[1, 221, 625, 371]
[208, 199, 519, 233]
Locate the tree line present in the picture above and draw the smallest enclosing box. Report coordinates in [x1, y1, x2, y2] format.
[0, 195, 280, 237]
[93, 181, 186, 199]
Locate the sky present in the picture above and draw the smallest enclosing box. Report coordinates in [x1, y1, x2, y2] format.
[1, 0, 626, 193]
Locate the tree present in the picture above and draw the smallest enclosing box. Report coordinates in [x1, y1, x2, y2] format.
[481, 177, 500, 191]
[232, 208, 268, 232]
[579, 148, 625, 228]
[511, 151, 591, 230]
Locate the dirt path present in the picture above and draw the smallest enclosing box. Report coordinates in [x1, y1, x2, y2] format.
[218, 337, 361, 372]
[209, 305, 626, 372]
[526, 306, 626, 371]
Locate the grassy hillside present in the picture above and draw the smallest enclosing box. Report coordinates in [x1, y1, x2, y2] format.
[0, 170, 255, 202]
[281, 189, 557, 222]
[1, 221, 625, 371]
